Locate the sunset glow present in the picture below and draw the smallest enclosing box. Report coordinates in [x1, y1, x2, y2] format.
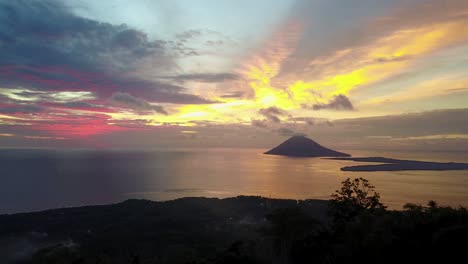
[0, 0, 467, 149]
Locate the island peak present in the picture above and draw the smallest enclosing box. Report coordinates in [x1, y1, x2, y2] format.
[264, 136, 350, 157]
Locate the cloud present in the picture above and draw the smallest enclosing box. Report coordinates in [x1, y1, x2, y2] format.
[286, 0, 468, 69]
[161, 73, 240, 83]
[270, 0, 468, 108]
[252, 108, 468, 151]
[370, 0, 468, 33]
[173, 29, 232, 55]
[0, 0, 217, 106]
[0, 65, 216, 104]
[259, 106, 286, 116]
[59, 101, 100, 109]
[175, 29, 203, 42]
[311, 95, 354, 111]
[275, 127, 304, 137]
[110, 92, 167, 115]
[0, 0, 168, 72]
[390, 134, 468, 141]
[206, 40, 224, 46]
[0, 104, 44, 114]
[276, 127, 295, 136]
[360, 77, 468, 106]
[327, 108, 468, 141]
[169, 28, 232, 57]
[288, 117, 331, 126]
[220, 91, 245, 98]
[0, 88, 95, 103]
[446, 87, 468, 92]
[169, 41, 200, 56]
[374, 55, 413, 63]
[258, 107, 288, 123]
[1, 0, 467, 146]
[251, 119, 268, 128]
[0, 110, 137, 139]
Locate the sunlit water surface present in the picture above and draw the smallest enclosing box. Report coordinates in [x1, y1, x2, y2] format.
[1, 148, 467, 213]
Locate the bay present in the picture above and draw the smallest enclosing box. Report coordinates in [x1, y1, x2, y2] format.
[1, 148, 467, 214]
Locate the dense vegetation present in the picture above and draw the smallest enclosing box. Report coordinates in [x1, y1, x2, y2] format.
[1, 178, 467, 264]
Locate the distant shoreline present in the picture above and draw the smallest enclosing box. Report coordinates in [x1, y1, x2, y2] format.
[328, 156, 468, 171]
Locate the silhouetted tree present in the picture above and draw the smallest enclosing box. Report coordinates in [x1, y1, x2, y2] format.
[427, 200, 438, 208]
[403, 202, 423, 211]
[330, 178, 386, 223]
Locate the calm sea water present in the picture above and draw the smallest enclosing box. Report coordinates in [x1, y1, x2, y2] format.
[1, 148, 468, 214]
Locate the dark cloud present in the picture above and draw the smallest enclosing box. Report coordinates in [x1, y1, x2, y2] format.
[375, 55, 412, 63]
[251, 119, 268, 128]
[110, 92, 167, 115]
[266, 115, 281, 123]
[161, 73, 240, 83]
[0, 65, 216, 104]
[113, 29, 150, 49]
[0, 0, 167, 72]
[311, 95, 354, 111]
[0, 0, 217, 106]
[0, 104, 44, 114]
[259, 107, 286, 116]
[258, 107, 288, 123]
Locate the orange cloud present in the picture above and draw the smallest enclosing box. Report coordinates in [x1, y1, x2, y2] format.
[130, 11, 468, 127]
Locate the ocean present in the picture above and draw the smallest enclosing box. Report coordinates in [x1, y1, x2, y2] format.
[1, 148, 468, 214]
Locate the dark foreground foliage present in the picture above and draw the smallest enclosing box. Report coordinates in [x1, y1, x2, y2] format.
[1, 178, 467, 264]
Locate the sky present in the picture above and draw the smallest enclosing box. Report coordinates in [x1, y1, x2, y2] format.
[0, 0, 468, 150]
